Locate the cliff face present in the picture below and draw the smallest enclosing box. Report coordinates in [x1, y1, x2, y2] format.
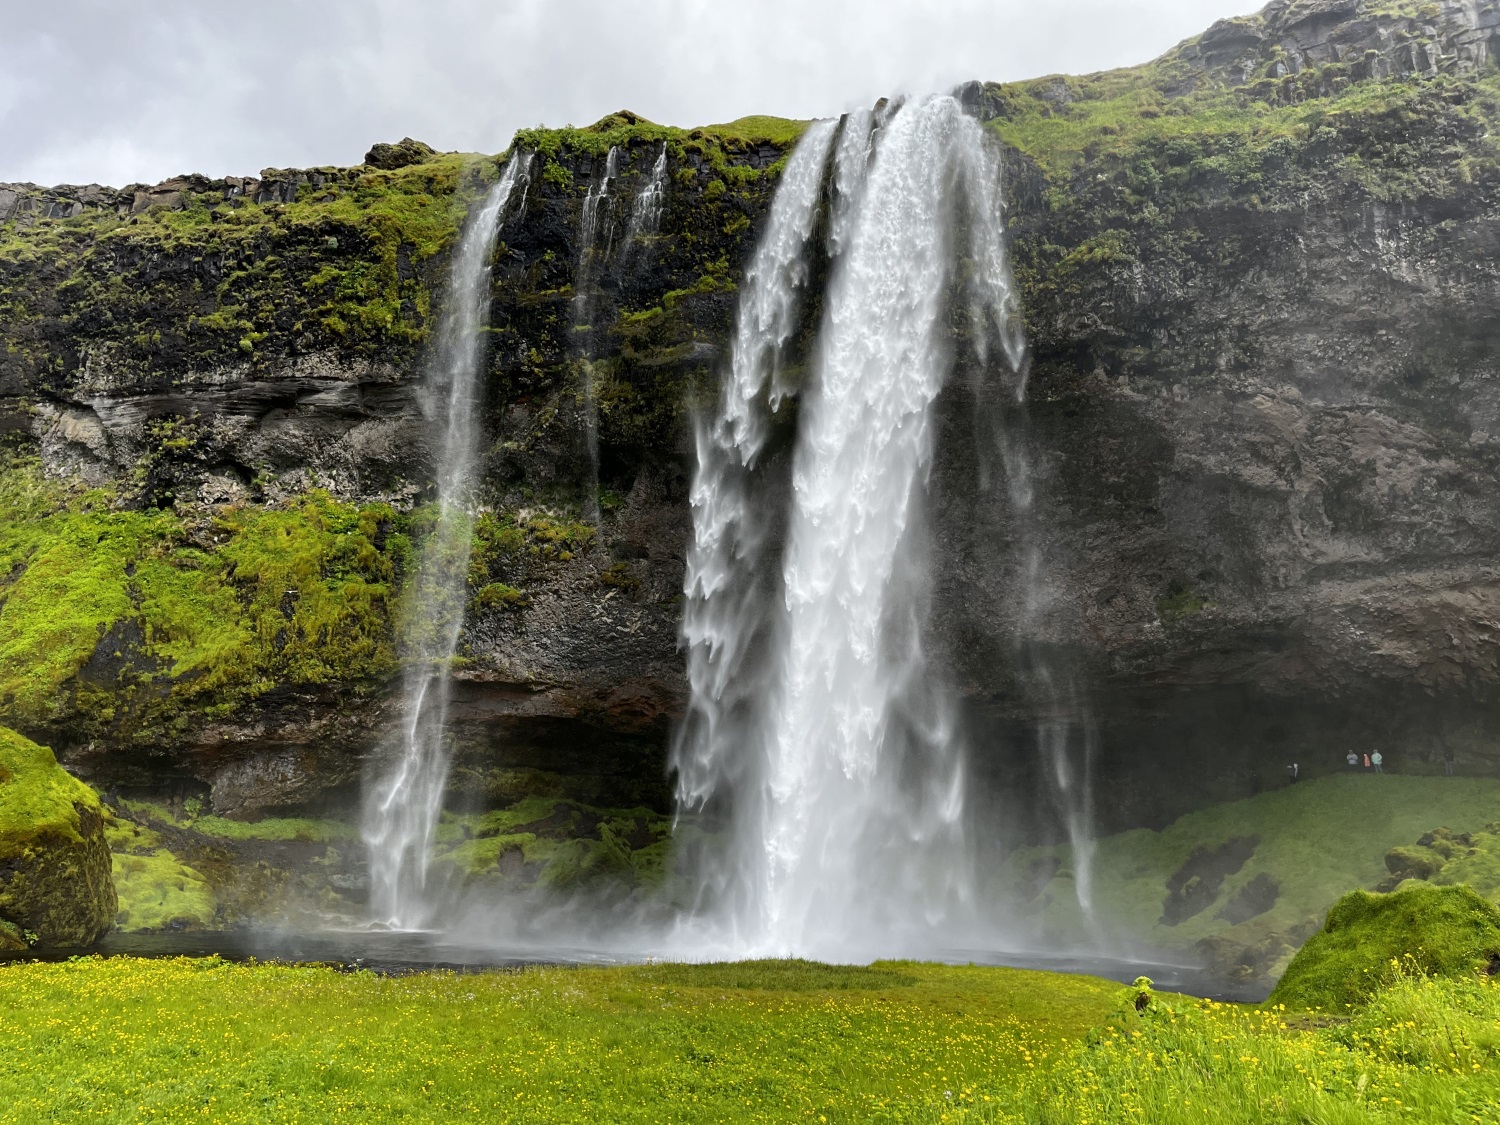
[4, 3, 1500, 838]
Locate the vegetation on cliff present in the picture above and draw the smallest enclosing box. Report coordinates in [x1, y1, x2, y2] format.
[0, 726, 114, 946]
[0, 148, 486, 384]
[0, 454, 406, 748]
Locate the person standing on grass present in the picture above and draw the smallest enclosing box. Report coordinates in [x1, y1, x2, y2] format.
[1346, 750, 1359, 770]
[1371, 750, 1384, 774]
[1445, 749, 1456, 777]
[1364, 752, 1372, 769]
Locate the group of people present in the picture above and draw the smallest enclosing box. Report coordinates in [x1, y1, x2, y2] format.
[1288, 750, 1386, 783]
[1286, 747, 1464, 782]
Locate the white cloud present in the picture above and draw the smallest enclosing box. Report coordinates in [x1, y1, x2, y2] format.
[1, 0, 1260, 186]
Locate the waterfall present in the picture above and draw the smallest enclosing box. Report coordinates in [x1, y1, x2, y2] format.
[673, 118, 837, 926]
[362, 153, 530, 930]
[827, 107, 873, 259]
[574, 146, 620, 522]
[675, 97, 1028, 959]
[579, 146, 619, 265]
[625, 143, 669, 242]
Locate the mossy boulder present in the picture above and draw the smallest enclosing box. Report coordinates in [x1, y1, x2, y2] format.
[0, 726, 116, 946]
[363, 137, 438, 171]
[1269, 885, 1500, 1012]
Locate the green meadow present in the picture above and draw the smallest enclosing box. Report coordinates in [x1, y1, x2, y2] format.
[3, 946, 1499, 1123]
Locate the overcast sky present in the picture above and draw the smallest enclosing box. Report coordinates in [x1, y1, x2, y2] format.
[3, 0, 1259, 188]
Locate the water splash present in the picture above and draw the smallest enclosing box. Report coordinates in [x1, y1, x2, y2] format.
[362, 154, 531, 930]
[675, 98, 1029, 959]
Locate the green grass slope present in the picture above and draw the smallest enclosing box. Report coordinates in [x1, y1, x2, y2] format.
[1271, 884, 1500, 1012]
[1008, 775, 1500, 982]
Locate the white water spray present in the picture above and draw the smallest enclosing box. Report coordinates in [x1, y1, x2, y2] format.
[362, 154, 530, 930]
[675, 98, 1029, 959]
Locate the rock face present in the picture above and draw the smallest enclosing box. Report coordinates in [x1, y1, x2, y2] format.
[0, 727, 116, 946]
[3, 3, 1500, 844]
[1186, 0, 1500, 89]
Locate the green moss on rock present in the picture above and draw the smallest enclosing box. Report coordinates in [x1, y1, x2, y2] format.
[111, 849, 216, 932]
[1270, 884, 1500, 1011]
[0, 457, 407, 747]
[0, 726, 115, 945]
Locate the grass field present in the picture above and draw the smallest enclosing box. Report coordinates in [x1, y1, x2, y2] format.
[0, 957, 1114, 1124]
[4, 955, 1498, 1123]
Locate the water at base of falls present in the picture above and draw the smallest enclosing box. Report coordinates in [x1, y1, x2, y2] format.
[672, 96, 1034, 961]
[361, 154, 530, 931]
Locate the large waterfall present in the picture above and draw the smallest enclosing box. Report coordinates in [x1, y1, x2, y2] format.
[363, 154, 530, 930]
[674, 97, 1029, 959]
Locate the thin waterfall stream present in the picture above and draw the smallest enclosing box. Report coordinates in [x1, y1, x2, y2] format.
[574, 146, 620, 522]
[362, 154, 530, 930]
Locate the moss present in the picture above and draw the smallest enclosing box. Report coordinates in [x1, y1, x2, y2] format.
[428, 798, 671, 890]
[473, 582, 525, 609]
[1269, 885, 1500, 1012]
[111, 848, 217, 931]
[1156, 581, 1209, 623]
[0, 457, 406, 745]
[0, 726, 99, 846]
[0, 726, 115, 944]
[0, 151, 489, 385]
[1382, 823, 1500, 901]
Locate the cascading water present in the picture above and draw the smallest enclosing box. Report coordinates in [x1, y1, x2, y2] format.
[827, 106, 874, 259]
[625, 143, 669, 242]
[362, 153, 530, 930]
[675, 97, 1029, 959]
[573, 146, 620, 523]
[674, 118, 838, 930]
[998, 417, 1099, 924]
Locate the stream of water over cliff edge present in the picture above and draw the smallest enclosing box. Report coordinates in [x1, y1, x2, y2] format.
[363, 154, 531, 930]
[673, 96, 1046, 960]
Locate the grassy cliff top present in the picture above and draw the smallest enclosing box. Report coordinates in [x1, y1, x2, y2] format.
[0, 725, 100, 847]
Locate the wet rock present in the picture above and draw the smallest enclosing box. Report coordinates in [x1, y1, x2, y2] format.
[1160, 836, 1260, 926]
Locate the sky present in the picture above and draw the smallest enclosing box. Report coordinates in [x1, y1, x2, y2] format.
[3, 0, 1260, 188]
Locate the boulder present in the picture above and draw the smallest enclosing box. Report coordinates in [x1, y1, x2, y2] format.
[363, 137, 437, 171]
[0, 727, 116, 946]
